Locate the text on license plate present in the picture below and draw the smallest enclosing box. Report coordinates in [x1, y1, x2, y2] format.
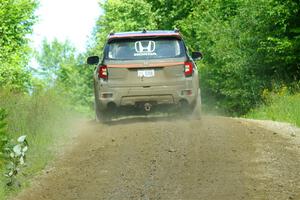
[137, 69, 155, 77]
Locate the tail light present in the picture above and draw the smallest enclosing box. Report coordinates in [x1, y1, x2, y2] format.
[184, 61, 193, 77]
[98, 65, 108, 79]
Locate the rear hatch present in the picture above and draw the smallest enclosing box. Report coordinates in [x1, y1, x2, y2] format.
[102, 37, 188, 87]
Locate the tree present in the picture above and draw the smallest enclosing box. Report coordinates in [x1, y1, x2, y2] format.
[176, 0, 300, 114]
[90, 0, 157, 55]
[35, 39, 76, 85]
[35, 39, 94, 106]
[0, 0, 37, 91]
[145, 0, 199, 30]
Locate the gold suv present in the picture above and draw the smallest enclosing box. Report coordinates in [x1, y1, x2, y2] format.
[87, 30, 202, 121]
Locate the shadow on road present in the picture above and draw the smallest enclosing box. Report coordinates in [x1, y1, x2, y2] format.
[93, 111, 201, 126]
[105, 114, 181, 125]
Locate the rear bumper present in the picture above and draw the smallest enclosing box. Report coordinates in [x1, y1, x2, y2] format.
[96, 84, 199, 110]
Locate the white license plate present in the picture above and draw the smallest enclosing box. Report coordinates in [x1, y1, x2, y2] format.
[137, 69, 155, 77]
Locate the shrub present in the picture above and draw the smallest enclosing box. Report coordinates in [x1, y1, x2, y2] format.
[0, 108, 9, 167]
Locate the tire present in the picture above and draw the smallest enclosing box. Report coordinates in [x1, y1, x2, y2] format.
[179, 99, 193, 115]
[94, 97, 103, 122]
[94, 81, 110, 122]
[192, 89, 202, 120]
[94, 99, 113, 123]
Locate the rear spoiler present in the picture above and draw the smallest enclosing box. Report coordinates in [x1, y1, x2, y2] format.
[107, 33, 182, 42]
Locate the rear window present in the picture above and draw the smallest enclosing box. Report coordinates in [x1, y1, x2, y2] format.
[105, 38, 186, 60]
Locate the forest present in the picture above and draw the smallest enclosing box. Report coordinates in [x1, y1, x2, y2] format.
[0, 0, 299, 197]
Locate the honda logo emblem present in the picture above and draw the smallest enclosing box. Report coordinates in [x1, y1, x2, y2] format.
[134, 41, 157, 56]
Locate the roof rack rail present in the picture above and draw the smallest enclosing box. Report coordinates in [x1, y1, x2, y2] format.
[174, 28, 180, 33]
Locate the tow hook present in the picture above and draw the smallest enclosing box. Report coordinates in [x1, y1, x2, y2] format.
[144, 103, 152, 112]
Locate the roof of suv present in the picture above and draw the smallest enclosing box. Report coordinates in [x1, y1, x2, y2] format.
[107, 30, 182, 41]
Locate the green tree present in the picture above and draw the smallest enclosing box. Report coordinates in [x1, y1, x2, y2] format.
[145, 0, 199, 30]
[35, 39, 94, 107]
[91, 0, 157, 55]
[258, 0, 300, 83]
[0, 0, 37, 91]
[176, 0, 300, 114]
[35, 38, 76, 85]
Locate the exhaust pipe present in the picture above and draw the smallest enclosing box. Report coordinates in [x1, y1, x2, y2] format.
[144, 103, 152, 112]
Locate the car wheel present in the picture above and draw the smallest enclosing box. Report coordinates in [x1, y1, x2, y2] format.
[192, 89, 202, 119]
[93, 82, 108, 122]
[94, 97, 103, 122]
[179, 99, 193, 116]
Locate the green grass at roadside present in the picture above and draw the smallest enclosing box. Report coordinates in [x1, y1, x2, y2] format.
[0, 89, 83, 199]
[246, 93, 300, 127]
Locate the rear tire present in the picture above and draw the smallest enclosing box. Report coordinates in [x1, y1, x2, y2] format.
[94, 82, 110, 123]
[179, 99, 193, 115]
[94, 100, 113, 123]
[192, 89, 202, 120]
[94, 82, 111, 122]
[94, 98, 103, 122]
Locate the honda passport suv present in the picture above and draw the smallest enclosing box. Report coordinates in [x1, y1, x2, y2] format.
[87, 30, 202, 121]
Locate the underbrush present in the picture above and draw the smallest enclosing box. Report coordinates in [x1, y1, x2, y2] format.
[0, 89, 81, 198]
[246, 89, 300, 127]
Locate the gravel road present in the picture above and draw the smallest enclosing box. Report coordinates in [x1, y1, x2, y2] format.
[14, 116, 300, 200]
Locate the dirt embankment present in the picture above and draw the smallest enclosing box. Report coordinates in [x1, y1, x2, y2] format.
[14, 116, 300, 200]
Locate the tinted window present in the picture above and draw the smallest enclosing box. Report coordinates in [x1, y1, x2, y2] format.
[105, 38, 186, 60]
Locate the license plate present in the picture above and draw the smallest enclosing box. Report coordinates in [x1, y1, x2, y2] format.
[137, 69, 155, 77]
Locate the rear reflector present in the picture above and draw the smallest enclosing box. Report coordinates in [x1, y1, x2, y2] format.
[98, 65, 108, 79]
[184, 61, 193, 77]
[101, 93, 113, 98]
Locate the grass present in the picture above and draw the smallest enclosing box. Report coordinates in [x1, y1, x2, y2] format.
[246, 92, 300, 127]
[0, 89, 80, 199]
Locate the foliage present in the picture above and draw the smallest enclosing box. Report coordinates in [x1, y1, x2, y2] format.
[0, 108, 9, 167]
[35, 39, 94, 108]
[145, 0, 198, 30]
[35, 39, 76, 85]
[246, 89, 300, 127]
[0, 0, 38, 91]
[0, 88, 77, 197]
[4, 135, 28, 187]
[175, 0, 300, 114]
[91, 0, 157, 55]
[0, 63, 32, 92]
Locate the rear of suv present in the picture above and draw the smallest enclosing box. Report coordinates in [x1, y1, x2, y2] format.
[87, 30, 202, 121]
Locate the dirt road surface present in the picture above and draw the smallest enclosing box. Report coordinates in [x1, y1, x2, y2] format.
[14, 116, 300, 200]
